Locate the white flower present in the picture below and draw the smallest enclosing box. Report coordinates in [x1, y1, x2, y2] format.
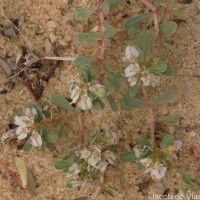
[25, 107, 37, 119]
[174, 140, 182, 151]
[79, 149, 91, 159]
[150, 164, 167, 180]
[100, 161, 108, 173]
[141, 70, 151, 86]
[70, 86, 81, 104]
[78, 94, 92, 111]
[69, 163, 81, 175]
[30, 131, 42, 147]
[127, 76, 137, 87]
[16, 126, 29, 140]
[125, 45, 139, 61]
[124, 63, 140, 77]
[14, 116, 29, 126]
[90, 150, 101, 167]
[140, 158, 153, 168]
[150, 74, 161, 87]
[89, 84, 106, 98]
[104, 150, 116, 165]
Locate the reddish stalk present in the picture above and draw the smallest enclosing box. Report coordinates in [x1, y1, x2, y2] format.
[138, 0, 161, 46]
[77, 112, 84, 150]
[190, 146, 200, 169]
[24, 82, 38, 102]
[0, 159, 32, 198]
[91, 172, 106, 200]
[92, 0, 106, 84]
[141, 84, 157, 147]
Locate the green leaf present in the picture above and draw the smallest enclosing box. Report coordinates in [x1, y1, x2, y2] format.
[78, 33, 101, 43]
[123, 92, 144, 109]
[23, 142, 32, 152]
[73, 197, 89, 200]
[162, 65, 174, 76]
[92, 98, 105, 111]
[106, 95, 118, 112]
[136, 135, 151, 148]
[160, 21, 177, 37]
[43, 130, 57, 143]
[106, 70, 124, 92]
[138, 32, 151, 59]
[58, 124, 64, 138]
[75, 8, 96, 21]
[103, 20, 116, 38]
[129, 84, 140, 97]
[55, 160, 73, 170]
[128, 27, 140, 39]
[148, 63, 168, 74]
[75, 55, 96, 68]
[50, 94, 75, 112]
[152, 89, 175, 104]
[173, 9, 185, 18]
[101, 2, 110, 15]
[124, 12, 150, 30]
[160, 135, 174, 149]
[162, 114, 180, 122]
[104, 0, 123, 9]
[182, 173, 198, 189]
[120, 152, 138, 163]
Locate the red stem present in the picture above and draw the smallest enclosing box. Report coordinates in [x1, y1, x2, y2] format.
[141, 84, 156, 146]
[190, 146, 200, 169]
[0, 159, 32, 197]
[91, 172, 106, 200]
[139, 0, 161, 46]
[96, 0, 106, 84]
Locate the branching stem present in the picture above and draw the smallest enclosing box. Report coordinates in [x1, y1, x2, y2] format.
[141, 84, 156, 147]
[91, 172, 106, 200]
[138, 0, 161, 46]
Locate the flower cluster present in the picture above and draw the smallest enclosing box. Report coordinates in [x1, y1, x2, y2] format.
[14, 107, 42, 147]
[133, 137, 182, 180]
[60, 132, 119, 188]
[123, 45, 161, 87]
[70, 83, 106, 111]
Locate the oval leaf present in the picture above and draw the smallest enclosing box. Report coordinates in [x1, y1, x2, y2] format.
[55, 160, 73, 170]
[128, 27, 140, 39]
[129, 84, 140, 97]
[50, 94, 75, 112]
[124, 12, 150, 30]
[123, 92, 144, 108]
[160, 21, 177, 37]
[74, 55, 95, 68]
[160, 135, 174, 149]
[106, 95, 118, 112]
[148, 63, 168, 74]
[92, 98, 105, 111]
[75, 8, 96, 21]
[104, 0, 123, 9]
[138, 32, 151, 59]
[78, 33, 101, 43]
[152, 89, 175, 104]
[103, 20, 116, 38]
[120, 152, 137, 163]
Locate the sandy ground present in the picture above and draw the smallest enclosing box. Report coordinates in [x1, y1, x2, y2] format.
[0, 0, 200, 199]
